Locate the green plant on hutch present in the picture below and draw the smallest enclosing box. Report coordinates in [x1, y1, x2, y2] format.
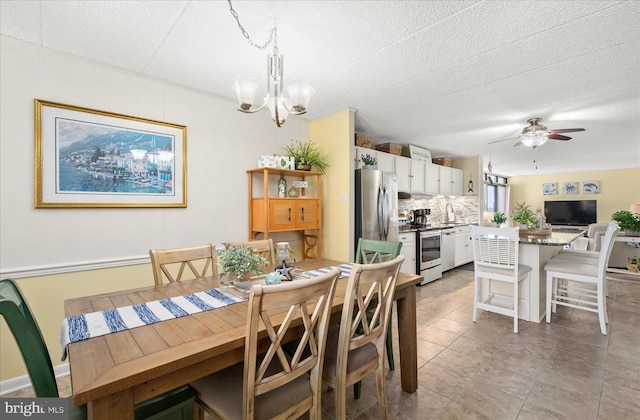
[283, 139, 329, 173]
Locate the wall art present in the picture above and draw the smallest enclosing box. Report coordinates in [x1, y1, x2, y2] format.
[562, 182, 579, 195]
[542, 183, 557, 195]
[582, 181, 600, 194]
[35, 99, 187, 208]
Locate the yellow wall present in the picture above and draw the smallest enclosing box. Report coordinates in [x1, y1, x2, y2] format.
[509, 168, 640, 223]
[310, 109, 354, 262]
[1, 264, 155, 382]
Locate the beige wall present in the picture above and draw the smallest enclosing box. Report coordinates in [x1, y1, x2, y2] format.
[509, 168, 640, 223]
[310, 109, 354, 262]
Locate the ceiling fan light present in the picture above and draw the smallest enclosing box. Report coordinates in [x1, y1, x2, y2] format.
[520, 132, 548, 148]
[232, 76, 259, 111]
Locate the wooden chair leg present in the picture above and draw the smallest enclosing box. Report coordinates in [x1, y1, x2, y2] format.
[386, 313, 395, 371]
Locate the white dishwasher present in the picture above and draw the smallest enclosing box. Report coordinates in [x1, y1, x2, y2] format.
[441, 228, 456, 272]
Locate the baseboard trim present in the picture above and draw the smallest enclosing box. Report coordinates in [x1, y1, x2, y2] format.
[0, 364, 69, 395]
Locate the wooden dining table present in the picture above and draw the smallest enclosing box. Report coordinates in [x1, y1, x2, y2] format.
[64, 258, 423, 419]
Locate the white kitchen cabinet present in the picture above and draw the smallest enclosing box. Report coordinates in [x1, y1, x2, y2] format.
[454, 225, 473, 267]
[395, 156, 425, 194]
[398, 232, 416, 274]
[452, 167, 463, 196]
[355, 146, 394, 173]
[394, 155, 411, 192]
[438, 166, 463, 196]
[424, 163, 440, 194]
[439, 166, 452, 195]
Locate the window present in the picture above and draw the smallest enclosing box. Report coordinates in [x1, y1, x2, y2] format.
[484, 173, 508, 214]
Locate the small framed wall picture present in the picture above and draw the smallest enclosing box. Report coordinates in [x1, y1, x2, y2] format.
[542, 183, 557, 195]
[562, 182, 579, 195]
[583, 181, 600, 194]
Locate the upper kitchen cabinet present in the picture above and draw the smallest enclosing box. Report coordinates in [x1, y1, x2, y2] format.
[395, 155, 424, 193]
[438, 166, 463, 196]
[424, 163, 440, 194]
[355, 146, 394, 173]
[248, 167, 322, 259]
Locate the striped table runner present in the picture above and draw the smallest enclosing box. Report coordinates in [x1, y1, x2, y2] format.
[303, 263, 352, 279]
[60, 287, 242, 360]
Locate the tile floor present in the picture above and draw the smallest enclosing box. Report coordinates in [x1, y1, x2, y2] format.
[5, 266, 640, 419]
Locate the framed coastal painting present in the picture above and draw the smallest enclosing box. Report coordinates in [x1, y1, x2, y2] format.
[35, 99, 187, 208]
[562, 182, 579, 195]
[542, 183, 557, 195]
[583, 181, 600, 194]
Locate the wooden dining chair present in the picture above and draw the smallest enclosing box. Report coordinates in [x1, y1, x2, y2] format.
[190, 268, 340, 420]
[231, 239, 276, 267]
[545, 221, 620, 335]
[471, 226, 532, 333]
[149, 243, 217, 286]
[352, 238, 403, 399]
[0, 278, 197, 420]
[322, 256, 404, 420]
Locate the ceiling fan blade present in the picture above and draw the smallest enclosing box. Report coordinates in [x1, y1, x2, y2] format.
[548, 128, 585, 134]
[548, 134, 572, 141]
[488, 136, 519, 145]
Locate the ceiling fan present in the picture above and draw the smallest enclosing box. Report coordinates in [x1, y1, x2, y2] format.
[489, 118, 585, 149]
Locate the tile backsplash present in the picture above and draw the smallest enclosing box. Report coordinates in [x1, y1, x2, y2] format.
[399, 195, 479, 225]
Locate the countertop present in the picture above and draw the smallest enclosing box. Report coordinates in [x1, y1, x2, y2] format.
[519, 229, 585, 246]
[398, 222, 476, 233]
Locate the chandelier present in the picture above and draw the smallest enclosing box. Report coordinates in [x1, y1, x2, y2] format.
[228, 1, 315, 127]
[520, 118, 548, 148]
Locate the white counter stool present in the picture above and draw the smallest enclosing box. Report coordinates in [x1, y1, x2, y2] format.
[471, 226, 532, 333]
[544, 222, 620, 335]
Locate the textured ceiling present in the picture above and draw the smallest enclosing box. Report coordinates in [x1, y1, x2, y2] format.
[2, 0, 639, 176]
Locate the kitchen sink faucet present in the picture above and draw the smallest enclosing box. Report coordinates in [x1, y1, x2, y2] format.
[445, 203, 455, 224]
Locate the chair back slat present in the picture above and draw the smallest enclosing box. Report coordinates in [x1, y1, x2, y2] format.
[338, 257, 404, 359]
[0, 279, 59, 397]
[472, 226, 520, 273]
[597, 222, 621, 277]
[355, 238, 402, 264]
[149, 243, 217, 285]
[243, 268, 339, 417]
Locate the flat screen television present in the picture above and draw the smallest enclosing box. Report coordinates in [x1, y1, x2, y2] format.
[544, 200, 597, 227]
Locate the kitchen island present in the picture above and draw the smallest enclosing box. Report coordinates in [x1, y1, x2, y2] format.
[520, 230, 585, 322]
[479, 229, 585, 323]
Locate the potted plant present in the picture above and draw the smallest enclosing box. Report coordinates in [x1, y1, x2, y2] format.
[512, 202, 538, 230]
[219, 242, 268, 289]
[360, 153, 377, 169]
[283, 139, 329, 173]
[612, 210, 640, 235]
[492, 211, 507, 227]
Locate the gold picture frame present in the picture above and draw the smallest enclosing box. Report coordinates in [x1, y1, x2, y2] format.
[35, 99, 187, 208]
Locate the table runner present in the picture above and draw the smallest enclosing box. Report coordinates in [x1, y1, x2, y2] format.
[60, 287, 242, 360]
[302, 263, 352, 279]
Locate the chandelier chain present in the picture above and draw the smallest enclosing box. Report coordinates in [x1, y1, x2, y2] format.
[228, 0, 276, 50]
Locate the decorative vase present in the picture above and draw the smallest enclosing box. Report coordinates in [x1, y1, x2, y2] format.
[296, 163, 311, 171]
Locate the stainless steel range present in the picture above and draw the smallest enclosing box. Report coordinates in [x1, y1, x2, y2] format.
[418, 228, 442, 285]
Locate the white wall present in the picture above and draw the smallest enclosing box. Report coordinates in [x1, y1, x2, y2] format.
[0, 36, 310, 274]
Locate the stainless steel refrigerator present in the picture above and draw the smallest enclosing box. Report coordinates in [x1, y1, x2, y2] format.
[355, 169, 399, 250]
